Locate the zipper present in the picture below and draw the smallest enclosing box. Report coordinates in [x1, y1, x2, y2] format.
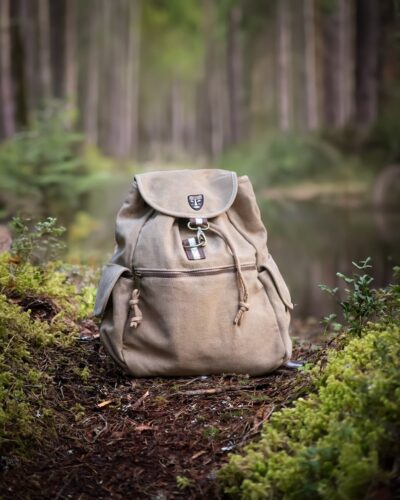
[133, 263, 256, 279]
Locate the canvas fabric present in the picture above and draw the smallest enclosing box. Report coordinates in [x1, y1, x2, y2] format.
[94, 169, 293, 377]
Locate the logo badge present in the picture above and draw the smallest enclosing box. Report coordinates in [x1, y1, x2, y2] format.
[188, 194, 204, 211]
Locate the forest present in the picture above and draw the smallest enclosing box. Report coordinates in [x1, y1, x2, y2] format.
[0, 0, 400, 499]
[1, 0, 399, 160]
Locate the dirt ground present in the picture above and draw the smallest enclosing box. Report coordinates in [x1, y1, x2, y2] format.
[1, 319, 324, 500]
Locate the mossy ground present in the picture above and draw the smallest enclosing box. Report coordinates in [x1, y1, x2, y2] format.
[218, 324, 400, 499]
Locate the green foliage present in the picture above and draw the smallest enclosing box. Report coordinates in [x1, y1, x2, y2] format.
[203, 425, 221, 439]
[142, 0, 203, 82]
[10, 216, 66, 265]
[370, 105, 400, 163]
[320, 258, 400, 335]
[0, 102, 109, 222]
[218, 323, 400, 499]
[219, 132, 362, 187]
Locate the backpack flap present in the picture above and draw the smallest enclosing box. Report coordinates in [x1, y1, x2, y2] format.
[135, 169, 238, 218]
[93, 263, 132, 318]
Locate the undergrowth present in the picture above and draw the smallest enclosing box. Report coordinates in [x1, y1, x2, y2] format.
[218, 132, 365, 188]
[218, 262, 400, 499]
[0, 218, 96, 462]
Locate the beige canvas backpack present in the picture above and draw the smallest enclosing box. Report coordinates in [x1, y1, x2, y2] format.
[93, 169, 294, 377]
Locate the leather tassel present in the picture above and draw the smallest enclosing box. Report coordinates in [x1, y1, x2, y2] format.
[234, 301, 250, 325]
[129, 289, 142, 328]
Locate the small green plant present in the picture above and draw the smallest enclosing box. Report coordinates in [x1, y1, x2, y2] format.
[319, 257, 380, 335]
[176, 475, 193, 490]
[203, 425, 220, 439]
[71, 403, 86, 422]
[73, 366, 90, 383]
[10, 216, 66, 264]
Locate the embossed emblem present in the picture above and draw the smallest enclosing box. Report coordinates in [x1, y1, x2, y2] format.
[187, 194, 204, 211]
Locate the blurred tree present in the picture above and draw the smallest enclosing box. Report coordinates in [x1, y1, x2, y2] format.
[0, 0, 398, 162]
[355, 0, 380, 128]
[38, 0, 52, 101]
[277, 0, 292, 131]
[64, 0, 77, 115]
[0, 0, 16, 137]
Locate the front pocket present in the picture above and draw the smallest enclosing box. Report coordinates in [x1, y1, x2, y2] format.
[258, 254, 293, 361]
[122, 265, 286, 376]
[94, 263, 134, 371]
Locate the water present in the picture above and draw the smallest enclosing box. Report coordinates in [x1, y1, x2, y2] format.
[260, 199, 400, 321]
[85, 179, 400, 328]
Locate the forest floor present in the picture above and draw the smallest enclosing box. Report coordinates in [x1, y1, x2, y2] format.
[1, 314, 326, 500]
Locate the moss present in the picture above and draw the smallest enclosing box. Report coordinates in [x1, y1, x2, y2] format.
[218, 324, 400, 499]
[0, 251, 96, 459]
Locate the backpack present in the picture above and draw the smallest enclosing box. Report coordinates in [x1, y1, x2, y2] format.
[93, 169, 294, 376]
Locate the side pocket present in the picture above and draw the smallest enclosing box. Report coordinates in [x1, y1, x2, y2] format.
[258, 254, 294, 362]
[94, 263, 133, 370]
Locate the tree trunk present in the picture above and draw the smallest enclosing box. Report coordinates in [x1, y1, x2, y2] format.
[18, 0, 38, 121]
[304, 0, 319, 130]
[64, 0, 77, 109]
[322, 0, 354, 128]
[38, 0, 52, 101]
[355, 0, 380, 127]
[0, 0, 16, 137]
[337, 0, 354, 127]
[226, 2, 244, 145]
[277, 0, 292, 132]
[124, 0, 141, 157]
[84, 0, 99, 145]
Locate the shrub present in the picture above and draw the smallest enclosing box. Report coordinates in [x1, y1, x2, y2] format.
[218, 132, 361, 188]
[320, 258, 400, 336]
[0, 102, 109, 224]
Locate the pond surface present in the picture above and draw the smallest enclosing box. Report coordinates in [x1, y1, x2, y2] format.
[86, 178, 400, 328]
[259, 198, 400, 321]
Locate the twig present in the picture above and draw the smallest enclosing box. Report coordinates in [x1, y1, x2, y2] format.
[176, 381, 278, 396]
[238, 405, 276, 446]
[131, 389, 150, 410]
[93, 414, 108, 442]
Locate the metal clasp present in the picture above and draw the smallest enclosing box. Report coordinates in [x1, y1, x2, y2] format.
[186, 220, 209, 247]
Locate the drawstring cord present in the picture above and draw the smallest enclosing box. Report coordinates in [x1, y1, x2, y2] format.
[129, 223, 250, 328]
[129, 288, 143, 328]
[208, 224, 250, 325]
